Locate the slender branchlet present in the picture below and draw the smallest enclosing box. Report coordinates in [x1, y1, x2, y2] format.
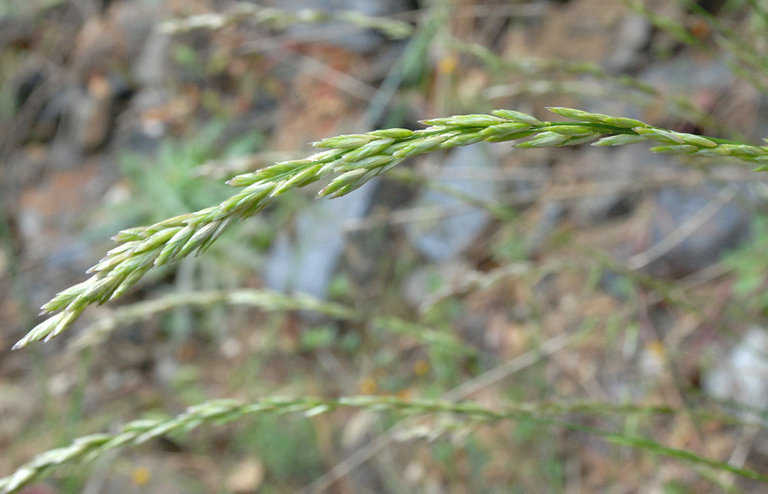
[160, 3, 413, 39]
[68, 289, 474, 356]
[15, 107, 768, 349]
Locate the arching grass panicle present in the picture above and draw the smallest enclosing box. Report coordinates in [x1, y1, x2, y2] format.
[14, 107, 768, 349]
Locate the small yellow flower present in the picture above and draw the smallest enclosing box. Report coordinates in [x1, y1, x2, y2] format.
[413, 359, 430, 377]
[359, 377, 378, 395]
[131, 466, 151, 486]
[438, 54, 458, 74]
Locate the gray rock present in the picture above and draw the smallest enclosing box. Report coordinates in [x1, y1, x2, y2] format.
[0, 15, 34, 50]
[25, 85, 70, 144]
[560, 143, 679, 230]
[704, 327, 768, 413]
[525, 201, 567, 255]
[133, 27, 170, 87]
[640, 57, 734, 95]
[574, 192, 634, 225]
[404, 143, 500, 262]
[572, 147, 646, 226]
[401, 260, 472, 310]
[637, 183, 752, 278]
[272, 0, 411, 53]
[72, 87, 109, 152]
[264, 179, 377, 299]
[606, 13, 651, 72]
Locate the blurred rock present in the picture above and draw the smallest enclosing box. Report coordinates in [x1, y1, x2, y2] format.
[113, 24, 172, 155]
[401, 261, 472, 310]
[571, 147, 648, 226]
[133, 26, 170, 87]
[574, 192, 634, 226]
[34, 90, 71, 143]
[273, 0, 412, 53]
[341, 410, 378, 449]
[14, 71, 133, 153]
[508, 0, 641, 67]
[12, 68, 62, 144]
[73, 74, 134, 152]
[13, 69, 45, 110]
[264, 180, 377, 299]
[341, 175, 416, 300]
[0, 15, 35, 50]
[704, 327, 768, 412]
[404, 143, 500, 262]
[636, 183, 752, 278]
[226, 457, 265, 493]
[637, 55, 739, 131]
[606, 13, 651, 72]
[640, 57, 733, 96]
[17, 158, 116, 307]
[525, 200, 567, 256]
[72, 1, 155, 77]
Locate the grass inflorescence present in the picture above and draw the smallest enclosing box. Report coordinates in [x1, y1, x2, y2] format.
[1, 395, 765, 494]
[0, 396, 768, 494]
[14, 107, 768, 350]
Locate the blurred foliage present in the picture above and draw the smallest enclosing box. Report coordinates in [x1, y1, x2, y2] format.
[6, 0, 768, 493]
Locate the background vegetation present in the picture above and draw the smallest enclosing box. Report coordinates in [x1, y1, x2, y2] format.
[3, 0, 768, 492]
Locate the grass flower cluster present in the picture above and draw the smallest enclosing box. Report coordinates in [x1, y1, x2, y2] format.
[14, 107, 768, 350]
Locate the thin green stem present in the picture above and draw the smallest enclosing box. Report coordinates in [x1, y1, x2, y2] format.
[68, 288, 473, 356]
[0, 395, 764, 493]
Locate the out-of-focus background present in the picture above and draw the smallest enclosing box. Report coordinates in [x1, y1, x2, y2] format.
[3, 0, 768, 492]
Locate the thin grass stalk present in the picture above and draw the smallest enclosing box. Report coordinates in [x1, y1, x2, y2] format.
[160, 3, 413, 39]
[0, 395, 765, 494]
[69, 289, 474, 356]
